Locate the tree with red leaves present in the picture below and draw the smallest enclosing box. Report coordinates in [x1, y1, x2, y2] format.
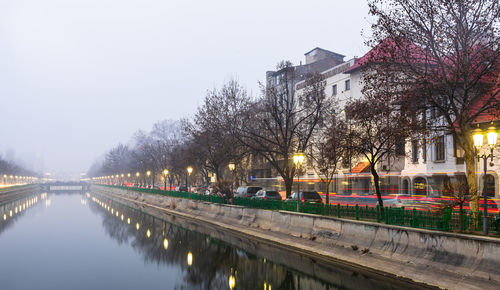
[366, 0, 500, 212]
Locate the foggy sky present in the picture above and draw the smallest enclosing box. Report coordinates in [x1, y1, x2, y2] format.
[0, 0, 371, 178]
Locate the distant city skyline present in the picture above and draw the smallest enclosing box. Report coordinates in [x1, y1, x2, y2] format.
[0, 0, 371, 177]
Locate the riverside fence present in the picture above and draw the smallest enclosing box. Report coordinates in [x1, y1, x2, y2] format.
[97, 184, 500, 235]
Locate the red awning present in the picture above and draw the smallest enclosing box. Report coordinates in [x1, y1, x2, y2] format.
[351, 162, 370, 173]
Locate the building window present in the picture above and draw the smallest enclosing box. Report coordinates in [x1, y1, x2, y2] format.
[332, 84, 337, 95]
[453, 136, 465, 164]
[435, 135, 445, 161]
[411, 140, 419, 163]
[422, 138, 427, 162]
[402, 179, 410, 195]
[486, 174, 496, 197]
[413, 177, 427, 196]
[395, 139, 405, 156]
[345, 79, 350, 91]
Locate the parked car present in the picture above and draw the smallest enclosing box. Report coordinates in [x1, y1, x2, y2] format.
[252, 190, 282, 201]
[286, 191, 323, 204]
[175, 186, 188, 192]
[194, 187, 208, 194]
[235, 186, 262, 198]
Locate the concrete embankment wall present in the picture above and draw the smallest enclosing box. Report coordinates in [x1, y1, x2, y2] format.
[0, 185, 40, 204]
[94, 185, 500, 288]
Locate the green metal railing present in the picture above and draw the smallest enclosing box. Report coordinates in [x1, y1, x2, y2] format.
[101, 184, 227, 204]
[99, 184, 500, 235]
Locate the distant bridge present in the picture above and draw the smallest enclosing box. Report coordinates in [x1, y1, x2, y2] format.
[40, 182, 90, 192]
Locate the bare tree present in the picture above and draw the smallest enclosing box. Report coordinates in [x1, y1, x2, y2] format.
[346, 93, 423, 213]
[366, 0, 500, 211]
[239, 64, 328, 197]
[185, 80, 249, 183]
[150, 119, 184, 172]
[306, 117, 348, 205]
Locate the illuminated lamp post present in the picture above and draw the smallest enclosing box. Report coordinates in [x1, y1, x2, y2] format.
[146, 170, 151, 188]
[293, 152, 305, 212]
[136, 172, 140, 186]
[163, 169, 169, 191]
[228, 162, 235, 194]
[186, 166, 193, 198]
[472, 124, 498, 235]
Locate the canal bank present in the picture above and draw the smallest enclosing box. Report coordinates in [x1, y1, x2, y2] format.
[0, 185, 40, 204]
[92, 185, 500, 289]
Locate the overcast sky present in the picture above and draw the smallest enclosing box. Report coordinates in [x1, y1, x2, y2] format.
[0, 0, 371, 178]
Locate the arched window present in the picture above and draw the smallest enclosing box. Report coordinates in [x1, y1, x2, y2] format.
[413, 177, 427, 196]
[486, 174, 496, 197]
[402, 179, 410, 195]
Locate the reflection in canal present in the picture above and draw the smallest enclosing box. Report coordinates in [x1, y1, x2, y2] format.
[0, 191, 430, 289]
[0, 193, 44, 235]
[90, 195, 300, 289]
[89, 193, 429, 290]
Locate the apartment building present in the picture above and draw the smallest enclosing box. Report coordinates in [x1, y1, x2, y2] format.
[295, 46, 500, 198]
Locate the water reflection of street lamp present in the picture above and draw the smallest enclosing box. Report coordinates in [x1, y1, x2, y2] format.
[163, 238, 169, 250]
[473, 124, 498, 235]
[187, 251, 193, 266]
[293, 152, 305, 212]
[163, 169, 169, 191]
[228, 274, 236, 289]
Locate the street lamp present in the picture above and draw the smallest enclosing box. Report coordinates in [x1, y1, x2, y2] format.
[135, 172, 140, 186]
[228, 162, 235, 194]
[146, 170, 151, 188]
[163, 169, 169, 191]
[186, 166, 193, 198]
[293, 152, 305, 212]
[473, 124, 498, 235]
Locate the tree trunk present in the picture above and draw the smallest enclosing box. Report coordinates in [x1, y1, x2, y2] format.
[214, 166, 221, 182]
[324, 181, 330, 205]
[284, 177, 293, 198]
[464, 145, 479, 212]
[370, 163, 384, 215]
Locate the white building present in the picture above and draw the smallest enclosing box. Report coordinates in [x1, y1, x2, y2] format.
[293, 47, 500, 198]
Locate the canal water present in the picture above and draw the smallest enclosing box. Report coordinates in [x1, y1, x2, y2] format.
[0, 191, 431, 290]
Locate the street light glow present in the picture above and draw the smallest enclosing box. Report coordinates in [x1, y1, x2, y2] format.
[293, 152, 305, 166]
[486, 125, 498, 148]
[187, 251, 193, 266]
[473, 128, 484, 148]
